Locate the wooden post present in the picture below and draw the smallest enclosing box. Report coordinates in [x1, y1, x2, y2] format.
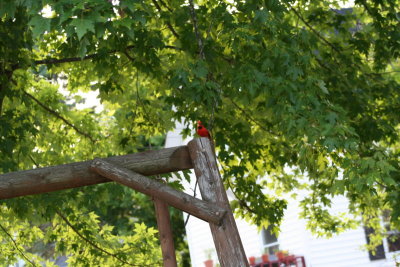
[187, 138, 249, 267]
[154, 198, 178, 267]
[90, 159, 226, 224]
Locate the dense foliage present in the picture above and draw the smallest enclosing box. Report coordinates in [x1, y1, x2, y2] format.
[1, 0, 399, 264]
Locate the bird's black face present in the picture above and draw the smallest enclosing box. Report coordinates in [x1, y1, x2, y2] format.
[198, 126, 203, 130]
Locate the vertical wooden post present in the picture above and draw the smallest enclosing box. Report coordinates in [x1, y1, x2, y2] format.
[187, 138, 249, 267]
[154, 198, 178, 267]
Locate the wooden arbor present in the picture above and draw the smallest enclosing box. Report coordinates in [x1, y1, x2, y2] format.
[0, 138, 249, 267]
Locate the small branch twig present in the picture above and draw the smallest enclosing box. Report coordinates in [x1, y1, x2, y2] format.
[124, 50, 135, 62]
[289, 6, 340, 53]
[135, 71, 153, 126]
[0, 222, 38, 267]
[358, 0, 375, 18]
[228, 97, 280, 138]
[184, 180, 198, 227]
[151, 0, 180, 38]
[157, 0, 172, 12]
[29, 154, 40, 168]
[224, 170, 257, 214]
[23, 91, 96, 143]
[369, 70, 400, 75]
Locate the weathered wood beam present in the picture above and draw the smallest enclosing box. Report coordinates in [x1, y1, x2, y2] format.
[187, 138, 249, 267]
[0, 146, 192, 200]
[154, 198, 178, 267]
[90, 159, 226, 225]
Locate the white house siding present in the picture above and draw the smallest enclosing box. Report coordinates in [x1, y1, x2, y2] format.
[307, 228, 371, 266]
[184, 216, 216, 267]
[236, 219, 264, 262]
[278, 196, 310, 260]
[183, 214, 263, 267]
[165, 124, 398, 267]
[279, 195, 396, 267]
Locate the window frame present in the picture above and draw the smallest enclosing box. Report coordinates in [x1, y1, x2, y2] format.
[364, 212, 400, 262]
[261, 226, 279, 256]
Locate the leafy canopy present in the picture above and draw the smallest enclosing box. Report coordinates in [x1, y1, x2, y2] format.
[1, 0, 400, 264]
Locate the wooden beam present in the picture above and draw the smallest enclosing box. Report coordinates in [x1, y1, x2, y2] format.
[154, 198, 178, 267]
[187, 138, 249, 267]
[90, 159, 226, 225]
[0, 146, 192, 200]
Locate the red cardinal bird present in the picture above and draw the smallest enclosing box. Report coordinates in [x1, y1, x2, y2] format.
[196, 120, 211, 138]
[196, 120, 216, 154]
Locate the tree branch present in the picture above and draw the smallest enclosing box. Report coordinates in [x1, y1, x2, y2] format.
[34, 45, 181, 65]
[286, 3, 394, 81]
[0, 222, 38, 267]
[34, 54, 99, 65]
[157, 0, 173, 12]
[151, 0, 180, 38]
[23, 91, 96, 143]
[224, 173, 257, 214]
[227, 97, 280, 138]
[358, 0, 375, 19]
[124, 50, 136, 62]
[55, 210, 148, 267]
[288, 5, 340, 53]
[370, 70, 400, 75]
[188, 0, 206, 60]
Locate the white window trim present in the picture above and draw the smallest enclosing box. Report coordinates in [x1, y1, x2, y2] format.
[262, 241, 279, 250]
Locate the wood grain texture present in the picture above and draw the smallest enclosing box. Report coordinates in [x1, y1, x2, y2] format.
[0, 146, 192, 199]
[90, 159, 226, 224]
[154, 198, 178, 267]
[187, 138, 249, 267]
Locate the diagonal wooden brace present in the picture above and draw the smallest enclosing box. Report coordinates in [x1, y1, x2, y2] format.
[90, 159, 226, 225]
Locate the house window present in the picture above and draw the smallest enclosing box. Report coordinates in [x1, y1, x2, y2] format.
[386, 228, 400, 252]
[364, 211, 400, 261]
[383, 211, 400, 253]
[364, 226, 386, 261]
[262, 226, 279, 255]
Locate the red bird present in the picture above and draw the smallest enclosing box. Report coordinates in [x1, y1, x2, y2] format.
[196, 120, 210, 137]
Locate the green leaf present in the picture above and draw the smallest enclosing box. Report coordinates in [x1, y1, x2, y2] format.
[254, 10, 268, 24]
[59, 9, 73, 24]
[0, 0, 16, 18]
[193, 62, 208, 78]
[29, 15, 50, 38]
[78, 37, 90, 58]
[317, 80, 329, 94]
[71, 18, 95, 40]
